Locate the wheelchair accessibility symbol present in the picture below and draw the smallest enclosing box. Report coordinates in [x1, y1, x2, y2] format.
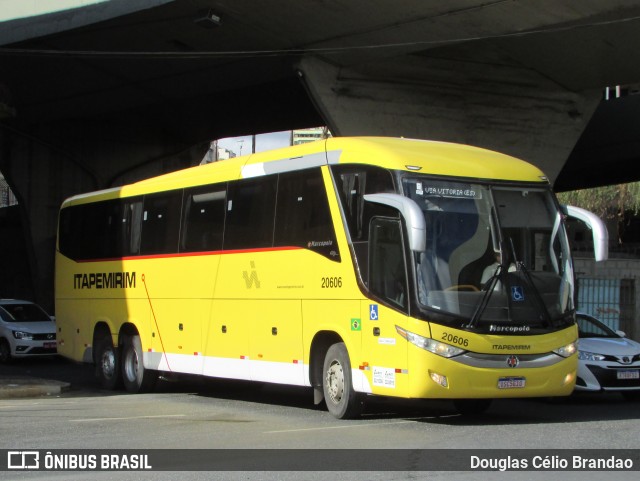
[370, 304, 379, 321]
[511, 286, 525, 302]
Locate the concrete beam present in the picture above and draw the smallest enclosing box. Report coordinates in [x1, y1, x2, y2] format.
[298, 55, 600, 182]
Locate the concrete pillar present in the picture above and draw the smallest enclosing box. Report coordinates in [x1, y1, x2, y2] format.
[298, 56, 601, 182]
[0, 120, 207, 312]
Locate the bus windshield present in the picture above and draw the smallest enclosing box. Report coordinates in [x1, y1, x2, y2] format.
[403, 177, 574, 332]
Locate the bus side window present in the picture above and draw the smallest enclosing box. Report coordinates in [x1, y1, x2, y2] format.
[224, 176, 277, 250]
[274, 168, 339, 261]
[181, 185, 226, 253]
[330, 165, 395, 242]
[120, 198, 142, 256]
[368, 217, 408, 310]
[140, 190, 183, 255]
[59, 198, 141, 260]
[59, 203, 92, 260]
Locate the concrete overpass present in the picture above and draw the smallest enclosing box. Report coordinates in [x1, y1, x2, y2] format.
[2, 0, 640, 309]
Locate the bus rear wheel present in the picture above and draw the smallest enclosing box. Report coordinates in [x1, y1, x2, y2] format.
[121, 334, 157, 393]
[322, 342, 363, 419]
[94, 333, 122, 390]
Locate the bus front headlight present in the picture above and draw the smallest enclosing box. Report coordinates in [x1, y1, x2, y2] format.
[395, 326, 466, 358]
[553, 341, 577, 358]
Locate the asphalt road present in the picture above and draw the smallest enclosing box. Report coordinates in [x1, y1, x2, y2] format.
[1, 356, 639, 481]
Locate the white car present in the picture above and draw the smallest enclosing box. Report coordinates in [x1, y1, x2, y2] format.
[0, 299, 57, 362]
[576, 313, 640, 400]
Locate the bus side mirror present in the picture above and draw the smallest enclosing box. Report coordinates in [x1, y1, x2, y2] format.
[563, 205, 609, 262]
[363, 193, 426, 252]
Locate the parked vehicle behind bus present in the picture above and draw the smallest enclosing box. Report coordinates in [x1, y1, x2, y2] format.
[575, 312, 640, 400]
[0, 299, 57, 362]
[55, 137, 607, 417]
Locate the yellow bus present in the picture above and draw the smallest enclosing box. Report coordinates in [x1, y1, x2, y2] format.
[55, 137, 607, 418]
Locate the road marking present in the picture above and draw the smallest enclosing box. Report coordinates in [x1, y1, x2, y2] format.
[71, 414, 187, 422]
[0, 399, 81, 407]
[264, 416, 458, 433]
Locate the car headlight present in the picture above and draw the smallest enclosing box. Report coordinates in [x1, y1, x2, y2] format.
[553, 341, 577, 358]
[578, 350, 606, 361]
[395, 326, 466, 358]
[13, 331, 34, 341]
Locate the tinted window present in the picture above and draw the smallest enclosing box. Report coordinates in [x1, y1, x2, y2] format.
[369, 217, 408, 310]
[0, 303, 51, 322]
[181, 184, 226, 252]
[224, 176, 277, 250]
[331, 165, 395, 241]
[140, 191, 183, 255]
[274, 169, 340, 261]
[59, 198, 143, 260]
[119, 198, 143, 256]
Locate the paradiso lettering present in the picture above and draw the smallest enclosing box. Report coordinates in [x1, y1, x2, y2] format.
[73, 272, 136, 289]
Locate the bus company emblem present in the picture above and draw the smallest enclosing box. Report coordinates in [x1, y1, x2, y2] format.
[73, 272, 136, 289]
[243, 261, 261, 289]
[506, 355, 519, 368]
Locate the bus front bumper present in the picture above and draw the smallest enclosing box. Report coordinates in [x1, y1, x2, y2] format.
[408, 350, 577, 399]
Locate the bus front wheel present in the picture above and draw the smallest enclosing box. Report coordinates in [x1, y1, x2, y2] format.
[121, 334, 158, 393]
[94, 333, 122, 390]
[322, 342, 363, 419]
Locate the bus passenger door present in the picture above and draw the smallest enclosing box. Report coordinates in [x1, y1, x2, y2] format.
[361, 302, 408, 396]
[362, 217, 410, 397]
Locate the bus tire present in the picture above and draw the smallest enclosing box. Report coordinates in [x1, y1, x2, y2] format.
[121, 334, 157, 393]
[322, 342, 363, 419]
[453, 398, 492, 416]
[94, 333, 122, 390]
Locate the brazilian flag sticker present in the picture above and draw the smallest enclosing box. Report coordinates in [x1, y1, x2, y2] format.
[351, 318, 361, 331]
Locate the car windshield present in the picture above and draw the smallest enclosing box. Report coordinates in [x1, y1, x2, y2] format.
[0, 303, 51, 323]
[404, 177, 574, 331]
[577, 315, 619, 338]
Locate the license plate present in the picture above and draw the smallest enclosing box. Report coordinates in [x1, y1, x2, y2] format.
[617, 370, 640, 380]
[44, 342, 56, 349]
[498, 377, 526, 389]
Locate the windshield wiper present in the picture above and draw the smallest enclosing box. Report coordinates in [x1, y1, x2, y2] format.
[506, 234, 553, 324]
[466, 207, 504, 329]
[513, 260, 552, 325]
[466, 264, 502, 329]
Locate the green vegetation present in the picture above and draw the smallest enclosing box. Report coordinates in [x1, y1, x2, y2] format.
[557, 182, 640, 220]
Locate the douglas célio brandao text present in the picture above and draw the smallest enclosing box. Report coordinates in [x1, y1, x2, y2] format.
[470, 454, 634, 471]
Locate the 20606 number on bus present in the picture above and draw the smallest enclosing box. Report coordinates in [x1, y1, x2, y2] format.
[321, 277, 342, 288]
